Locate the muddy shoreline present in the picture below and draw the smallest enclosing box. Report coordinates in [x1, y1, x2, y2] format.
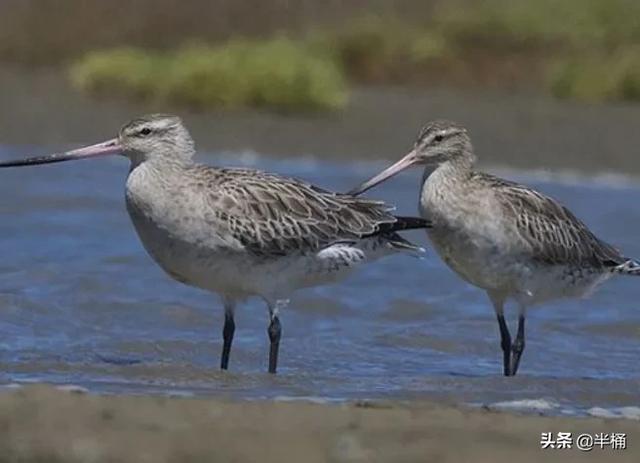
[0, 385, 636, 463]
[2, 67, 640, 174]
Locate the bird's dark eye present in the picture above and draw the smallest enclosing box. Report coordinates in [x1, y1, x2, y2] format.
[433, 134, 444, 143]
[139, 127, 152, 136]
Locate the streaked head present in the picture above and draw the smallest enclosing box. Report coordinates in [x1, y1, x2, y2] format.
[348, 120, 473, 195]
[0, 114, 194, 169]
[412, 120, 471, 165]
[118, 114, 194, 164]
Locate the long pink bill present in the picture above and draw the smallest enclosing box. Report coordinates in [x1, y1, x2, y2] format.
[0, 138, 122, 168]
[347, 149, 419, 196]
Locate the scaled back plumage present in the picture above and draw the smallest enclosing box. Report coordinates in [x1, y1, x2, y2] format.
[193, 166, 429, 257]
[472, 172, 625, 268]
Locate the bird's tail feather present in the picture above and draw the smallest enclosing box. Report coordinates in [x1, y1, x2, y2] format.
[359, 215, 428, 257]
[368, 216, 430, 236]
[389, 216, 432, 232]
[384, 232, 425, 258]
[613, 258, 640, 275]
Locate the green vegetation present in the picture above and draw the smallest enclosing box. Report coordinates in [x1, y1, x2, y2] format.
[311, 16, 448, 83]
[60, 0, 640, 108]
[70, 49, 164, 100]
[434, 0, 640, 50]
[312, 0, 640, 101]
[432, 0, 640, 101]
[550, 49, 640, 103]
[70, 39, 347, 112]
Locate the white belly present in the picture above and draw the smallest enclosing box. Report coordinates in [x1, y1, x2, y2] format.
[126, 192, 392, 300]
[428, 225, 519, 291]
[428, 226, 611, 305]
[126, 201, 244, 293]
[511, 263, 612, 305]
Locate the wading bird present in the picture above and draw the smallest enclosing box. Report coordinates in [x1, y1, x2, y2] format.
[0, 114, 430, 374]
[349, 120, 639, 376]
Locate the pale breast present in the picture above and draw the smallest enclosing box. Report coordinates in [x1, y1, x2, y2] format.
[420, 172, 523, 292]
[124, 164, 249, 294]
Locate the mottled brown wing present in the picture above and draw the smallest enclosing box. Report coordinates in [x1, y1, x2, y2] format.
[477, 173, 624, 267]
[209, 168, 398, 257]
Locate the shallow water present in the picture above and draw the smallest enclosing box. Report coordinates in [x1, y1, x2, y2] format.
[0, 146, 639, 417]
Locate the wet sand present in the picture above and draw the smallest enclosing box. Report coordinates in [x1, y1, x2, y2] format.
[2, 67, 640, 174]
[0, 385, 636, 463]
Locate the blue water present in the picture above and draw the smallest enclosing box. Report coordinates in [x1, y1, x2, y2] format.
[0, 146, 639, 417]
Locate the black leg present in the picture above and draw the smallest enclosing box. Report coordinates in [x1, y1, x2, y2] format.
[220, 311, 235, 370]
[510, 314, 526, 376]
[496, 313, 512, 376]
[267, 315, 281, 374]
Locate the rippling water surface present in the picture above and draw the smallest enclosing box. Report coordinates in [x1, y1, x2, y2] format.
[0, 146, 639, 417]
